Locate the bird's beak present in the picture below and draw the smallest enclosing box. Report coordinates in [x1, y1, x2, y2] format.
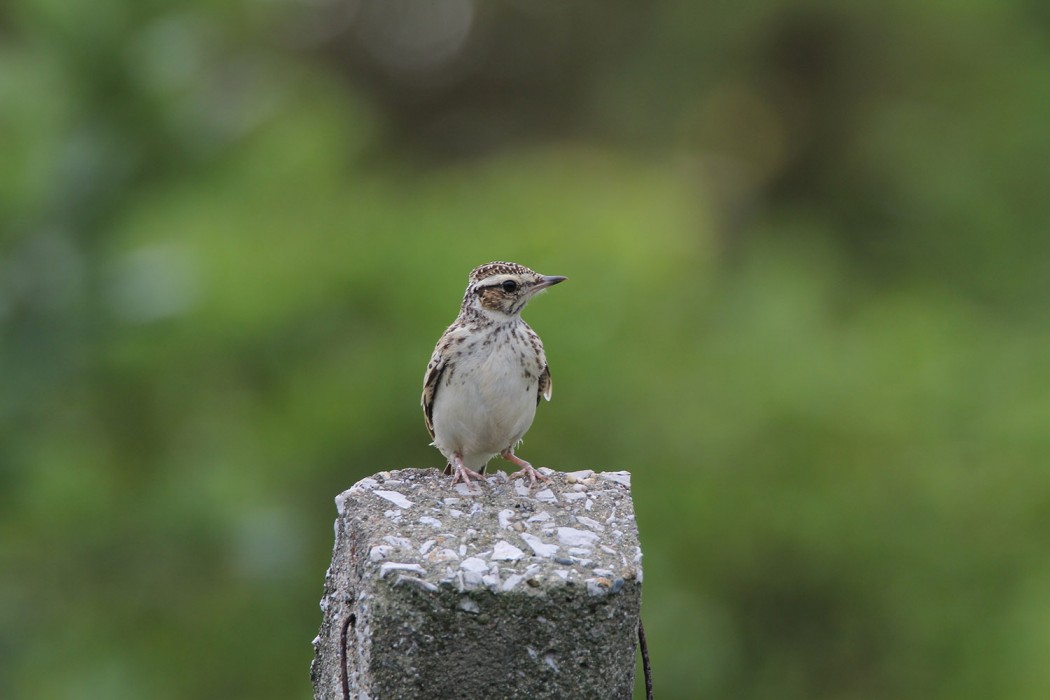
[534, 275, 568, 292]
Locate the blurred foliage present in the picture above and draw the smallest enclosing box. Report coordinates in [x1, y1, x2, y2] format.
[2, 0, 1049, 698]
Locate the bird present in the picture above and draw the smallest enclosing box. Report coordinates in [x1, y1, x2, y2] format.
[422, 261, 567, 488]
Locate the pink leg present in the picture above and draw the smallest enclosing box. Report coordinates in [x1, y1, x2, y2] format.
[502, 450, 550, 487]
[449, 453, 486, 488]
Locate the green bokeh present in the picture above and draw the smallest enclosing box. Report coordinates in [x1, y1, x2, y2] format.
[2, 1, 1049, 698]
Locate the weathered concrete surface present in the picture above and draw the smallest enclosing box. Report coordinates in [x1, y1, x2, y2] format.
[311, 467, 642, 700]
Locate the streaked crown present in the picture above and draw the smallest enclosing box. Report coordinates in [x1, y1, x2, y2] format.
[469, 261, 535, 283]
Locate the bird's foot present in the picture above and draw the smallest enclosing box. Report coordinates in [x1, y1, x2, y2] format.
[502, 451, 550, 488]
[449, 457, 486, 489]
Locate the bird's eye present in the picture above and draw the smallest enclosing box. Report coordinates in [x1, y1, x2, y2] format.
[501, 280, 518, 293]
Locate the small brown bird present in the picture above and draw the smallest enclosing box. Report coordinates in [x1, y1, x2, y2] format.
[422, 262, 566, 487]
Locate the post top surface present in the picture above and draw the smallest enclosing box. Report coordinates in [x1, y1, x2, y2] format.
[335, 468, 642, 596]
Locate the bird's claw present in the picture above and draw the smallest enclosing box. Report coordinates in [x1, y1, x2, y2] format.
[449, 458, 486, 490]
[508, 463, 550, 488]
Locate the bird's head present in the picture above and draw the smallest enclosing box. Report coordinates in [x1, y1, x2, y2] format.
[462, 261, 567, 318]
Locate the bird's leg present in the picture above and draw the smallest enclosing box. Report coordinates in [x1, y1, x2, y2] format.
[449, 453, 486, 488]
[502, 449, 550, 487]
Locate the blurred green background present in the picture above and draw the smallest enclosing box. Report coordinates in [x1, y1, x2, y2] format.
[3, 0, 1049, 698]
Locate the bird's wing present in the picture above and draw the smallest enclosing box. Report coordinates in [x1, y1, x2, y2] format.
[538, 363, 552, 403]
[421, 351, 446, 439]
[422, 324, 470, 438]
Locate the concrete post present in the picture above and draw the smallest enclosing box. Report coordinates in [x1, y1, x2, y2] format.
[311, 467, 643, 699]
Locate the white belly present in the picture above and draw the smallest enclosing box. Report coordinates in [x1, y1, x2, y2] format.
[431, 342, 539, 470]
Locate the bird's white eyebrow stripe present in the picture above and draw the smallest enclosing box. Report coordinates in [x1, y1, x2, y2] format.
[477, 274, 520, 288]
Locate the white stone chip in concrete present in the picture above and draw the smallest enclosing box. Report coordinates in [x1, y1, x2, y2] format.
[491, 540, 526, 561]
[374, 490, 414, 509]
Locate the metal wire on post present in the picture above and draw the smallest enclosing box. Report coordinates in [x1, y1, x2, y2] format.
[638, 617, 653, 699]
[340, 613, 355, 700]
